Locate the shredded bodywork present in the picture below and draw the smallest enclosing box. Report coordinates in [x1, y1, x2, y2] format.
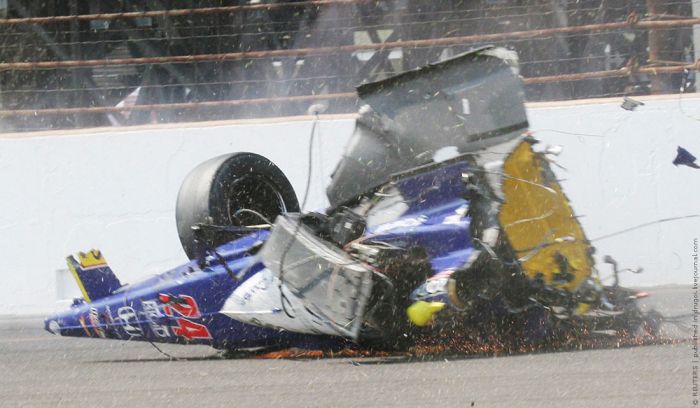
[44, 46, 661, 354]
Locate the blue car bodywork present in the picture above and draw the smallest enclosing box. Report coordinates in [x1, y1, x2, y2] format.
[45, 160, 477, 350]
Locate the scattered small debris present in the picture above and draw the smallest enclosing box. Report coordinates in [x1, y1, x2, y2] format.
[621, 96, 644, 111]
[253, 347, 391, 360]
[673, 146, 700, 169]
[240, 328, 680, 361]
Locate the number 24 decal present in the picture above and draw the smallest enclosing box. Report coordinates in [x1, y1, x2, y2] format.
[162, 295, 212, 340]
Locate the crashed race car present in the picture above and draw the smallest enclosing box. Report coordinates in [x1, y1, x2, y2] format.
[45, 46, 659, 353]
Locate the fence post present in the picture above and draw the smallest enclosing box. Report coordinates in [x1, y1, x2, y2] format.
[646, 0, 673, 93]
[69, 0, 82, 127]
[692, 0, 700, 93]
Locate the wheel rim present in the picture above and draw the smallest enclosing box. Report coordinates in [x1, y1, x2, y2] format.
[225, 174, 287, 226]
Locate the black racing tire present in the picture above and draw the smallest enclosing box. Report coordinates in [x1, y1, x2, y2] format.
[176, 153, 299, 259]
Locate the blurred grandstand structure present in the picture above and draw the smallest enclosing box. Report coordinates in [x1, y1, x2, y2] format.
[0, 0, 697, 132]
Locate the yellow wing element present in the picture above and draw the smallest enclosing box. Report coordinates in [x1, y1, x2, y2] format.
[67, 249, 108, 303]
[407, 301, 446, 326]
[499, 140, 593, 292]
[67, 255, 91, 302]
[77, 249, 106, 268]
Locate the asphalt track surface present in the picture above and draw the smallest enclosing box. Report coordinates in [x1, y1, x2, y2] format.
[0, 286, 692, 408]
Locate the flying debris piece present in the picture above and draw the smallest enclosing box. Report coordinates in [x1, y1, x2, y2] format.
[543, 144, 567, 170]
[673, 146, 700, 169]
[544, 145, 563, 156]
[621, 96, 645, 111]
[107, 86, 142, 126]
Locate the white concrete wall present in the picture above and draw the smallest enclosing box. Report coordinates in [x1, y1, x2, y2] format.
[1, 95, 699, 314]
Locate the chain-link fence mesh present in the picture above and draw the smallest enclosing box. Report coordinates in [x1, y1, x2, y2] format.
[0, 0, 696, 132]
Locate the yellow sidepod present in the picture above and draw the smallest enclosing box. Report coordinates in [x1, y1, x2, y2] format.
[499, 140, 593, 292]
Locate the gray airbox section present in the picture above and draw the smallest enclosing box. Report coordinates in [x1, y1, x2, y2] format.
[326, 46, 529, 207]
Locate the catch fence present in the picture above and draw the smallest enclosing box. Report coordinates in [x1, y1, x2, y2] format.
[0, 0, 696, 131]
